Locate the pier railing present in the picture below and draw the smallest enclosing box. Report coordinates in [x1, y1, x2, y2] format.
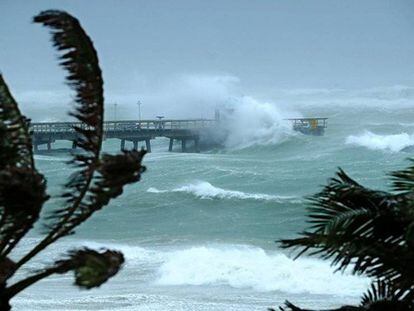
[30, 119, 218, 133]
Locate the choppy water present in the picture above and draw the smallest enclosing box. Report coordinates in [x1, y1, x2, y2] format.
[11, 89, 414, 310]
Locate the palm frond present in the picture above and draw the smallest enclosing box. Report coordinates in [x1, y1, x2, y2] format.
[361, 280, 413, 310]
[0, 75, 48, 258]
[0, 74, 33, 169]
[391, 159, 414, 193]
[277, 300, 361, 311]
[53, 150, 146, 231]
[361, 281, 398, 306]
[33, 10, 104, 232]
[6, 248, 124, 297]
[280, 169, 414, 298]
[10, 10, 107, 269]
[0, 167, 48, 257]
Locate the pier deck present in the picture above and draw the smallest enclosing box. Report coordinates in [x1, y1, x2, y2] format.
[30, 119, 217, 152]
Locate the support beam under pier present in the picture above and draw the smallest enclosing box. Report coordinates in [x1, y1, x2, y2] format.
[120, 139, 125, 150]
[181, 139, 186, 152]
[133, 140, 138, 150]
[194, 137, 200, 153]
[145, 139, 151, 153]
[168, 138, 174, 152]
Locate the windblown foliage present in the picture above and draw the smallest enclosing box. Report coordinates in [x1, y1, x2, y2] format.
[0, 75, 34, 169]
[0, 75, 49, 262]
[0, 10, 146, 310]
[276, 167, 414, 311]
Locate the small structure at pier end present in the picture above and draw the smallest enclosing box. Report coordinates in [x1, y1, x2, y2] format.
[286, 118, 328, 136]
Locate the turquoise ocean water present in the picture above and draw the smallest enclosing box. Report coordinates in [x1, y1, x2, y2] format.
[11, 90, 414, 310]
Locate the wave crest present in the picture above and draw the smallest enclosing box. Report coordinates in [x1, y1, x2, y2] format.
[222, 96, 297, 149]
[346, 131, 414, 152]
[156, 245, 370, 296]
[147, 181, 298, 202]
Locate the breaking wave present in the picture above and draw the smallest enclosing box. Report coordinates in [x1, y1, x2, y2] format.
[346, 131, 414, 152]
[147, 181, 298, 202]
[79, 241, 370, 296]
[222, 96, 297, 149]
[156, 245, 370, 295]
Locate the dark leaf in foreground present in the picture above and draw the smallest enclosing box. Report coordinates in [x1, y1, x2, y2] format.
[0, 75, 49, 258]
[0, 74, 34, 169]
[14, 10, 107, 271]
[55, 150, 147, 229]
[0, 9, 147, 310]
[0, 167, 48, 257]
[279, 167, 414, 310]
[6, 248, 124, 297]
[33, 10, 104, 237]
[62, 248, 124, 289]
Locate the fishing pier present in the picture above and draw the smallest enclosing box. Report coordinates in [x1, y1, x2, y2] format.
[30, 117, 328, 153]
[30, 119, 218, 153]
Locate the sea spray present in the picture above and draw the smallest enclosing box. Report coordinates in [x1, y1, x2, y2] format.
[221, 96, 297, 149]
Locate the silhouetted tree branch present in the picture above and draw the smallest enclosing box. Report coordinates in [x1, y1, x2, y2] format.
[275, 168, 414, 310]
[0, 10, 146, 310]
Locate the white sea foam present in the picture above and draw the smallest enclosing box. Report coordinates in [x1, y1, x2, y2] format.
[33, 155, 68, 162]
[76, 241, 370, 297]
[155, 245, 370, 296]
[147, 181, 297, 202]
[346, 131, 414, 152]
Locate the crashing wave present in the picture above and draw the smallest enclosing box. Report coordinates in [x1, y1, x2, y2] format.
[155, 245, 370, 296]
[147, 181, 299, 202]
[346, 131, 414, 152]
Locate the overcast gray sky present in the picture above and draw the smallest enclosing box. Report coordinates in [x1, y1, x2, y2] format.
[1, 0, 414, 120]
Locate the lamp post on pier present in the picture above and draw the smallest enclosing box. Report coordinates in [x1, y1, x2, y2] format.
[137, 100, 142, 121]
[113, 102, 118, 121]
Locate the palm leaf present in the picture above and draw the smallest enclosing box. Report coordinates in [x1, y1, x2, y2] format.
[6, 248, 124, 298]
[13, 11, 106, 269]
[280, 168, 414, 302]
[0, 75, 48, 258]
[0, 74, 33, 169]
[360, 280, 414, 310]
[391, 159, 414, 193]
[276, 300, 361, 311]
[33, 10, 104, 231]
[15, 10, 148, 271]
[53, 150, 146, 231]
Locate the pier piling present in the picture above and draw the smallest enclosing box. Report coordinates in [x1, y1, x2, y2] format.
[168, 138, 174, 152]
[181, 139, 187, 152]
[145, 139, 151, 152]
